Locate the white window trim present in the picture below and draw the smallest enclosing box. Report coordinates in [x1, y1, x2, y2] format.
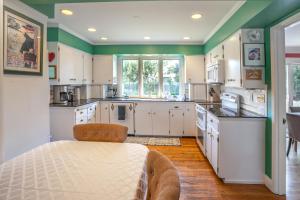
[118, 55, 184, 98]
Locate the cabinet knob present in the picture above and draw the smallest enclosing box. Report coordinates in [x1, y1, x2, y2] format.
[111, 104, 114, 110]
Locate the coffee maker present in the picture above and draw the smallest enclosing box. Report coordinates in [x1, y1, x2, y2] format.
[103, 84, 118, 98]
[53, 86, 75, 104]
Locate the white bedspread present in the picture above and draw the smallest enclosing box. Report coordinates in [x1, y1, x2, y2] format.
[0, 141, 149, 200]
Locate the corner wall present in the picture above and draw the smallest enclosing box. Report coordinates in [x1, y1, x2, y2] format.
[1, 0, 50, 161]
[0, 0, 4, 162]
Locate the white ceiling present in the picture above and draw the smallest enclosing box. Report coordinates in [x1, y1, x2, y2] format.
[285, 21, 300, 47]
[51, 1, 244, 44]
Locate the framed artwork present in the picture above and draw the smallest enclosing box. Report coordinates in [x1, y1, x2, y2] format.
[49, 65, 57, 79]
[243, 43, 265, 67]
[245, 69, 263, 80]
[3, 6, 43, 76]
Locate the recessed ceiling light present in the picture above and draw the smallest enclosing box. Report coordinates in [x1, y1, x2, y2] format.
[100, 37, 108, 41]
[61, 9, 73, 16]
[183, 37, 191, 40]
[191, 13, 202, 20]
[144, 36, 151, 40]
[88, 28, 96, 32]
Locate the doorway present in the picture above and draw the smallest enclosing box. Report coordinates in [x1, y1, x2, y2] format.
[269, 12, 300, 196]
[285, 22, 300, 198]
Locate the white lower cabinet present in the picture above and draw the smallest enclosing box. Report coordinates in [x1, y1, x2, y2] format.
[50, 102, 99, 141]
[169, 109, 184, 136]
[134, 102, 195, 136]
[134, 103, 153, 136]
[152, 104, 170, 136]
[100, 102, 110, 123]
[183, 103, 196, 136]
[206, 112, 266, 183]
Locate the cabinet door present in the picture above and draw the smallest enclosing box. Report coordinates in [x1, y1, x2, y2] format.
[206, 125, 212, 163]
[211, 129, 219, 174]
[224, 31, 242, 88]
[109, 103, 134, 134]
[134, 103, 153, 135]
[170, 109, 184, 136]
[100, 102, 110, 123]
[87, 104, 97, 123]
[152, 104, 170, 136]
[211, 44, 224, 63]
[93, 55, 114, 84]
[58, 44, 83, 85]
[83, 53, 93, 84]
[58, 44, 77, 85]
[73, 50, 84, 84]
[185, 55, 205, 83]
[183, 103, 196, 136]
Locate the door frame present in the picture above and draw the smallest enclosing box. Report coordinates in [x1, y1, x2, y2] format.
[269, 12, 300, 195]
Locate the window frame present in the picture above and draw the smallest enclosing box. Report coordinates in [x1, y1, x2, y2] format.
[118, 55, 184, 98]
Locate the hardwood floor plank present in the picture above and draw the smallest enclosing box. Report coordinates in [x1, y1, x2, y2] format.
[147, 138, 286, 200]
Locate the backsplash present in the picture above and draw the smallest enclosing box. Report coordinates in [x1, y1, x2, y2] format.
[223, 87, 267, 116]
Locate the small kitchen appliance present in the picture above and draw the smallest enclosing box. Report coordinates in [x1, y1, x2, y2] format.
[104, 84, 118, 98]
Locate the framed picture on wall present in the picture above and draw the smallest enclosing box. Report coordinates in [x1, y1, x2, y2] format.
[3, 6, 43, 76]
[243, 43, 265, 67]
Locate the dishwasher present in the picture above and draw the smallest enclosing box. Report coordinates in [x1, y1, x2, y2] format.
[109, 102, 135, 135]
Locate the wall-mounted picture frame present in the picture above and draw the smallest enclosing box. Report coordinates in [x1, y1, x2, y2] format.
[49, 65, 57, 79]
[243, 43, 265, 67]
[245, 69, 263, 80]
[3, 6, 43, 76]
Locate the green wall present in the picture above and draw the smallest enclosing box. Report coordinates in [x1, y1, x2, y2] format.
[48, 27, 94, 54]
[93, 45, 203, 55]
[47, 28, 204, 55]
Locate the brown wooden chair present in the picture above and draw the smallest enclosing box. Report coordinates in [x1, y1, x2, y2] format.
[73, 123, 128, 143]
[146, 150, 180, 200]
[286, 113, 300, 156]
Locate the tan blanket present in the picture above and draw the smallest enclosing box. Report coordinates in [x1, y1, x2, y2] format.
[0, 141, 149, 200]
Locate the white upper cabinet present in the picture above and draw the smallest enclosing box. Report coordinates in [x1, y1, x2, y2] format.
[83, 52, 93, 84]
[93, 55, 117, 84]
[210, 44, 224, 64]
[185, 55, 205, 83]
[223, 31, 242, 88]
[48, 42, 93, 85]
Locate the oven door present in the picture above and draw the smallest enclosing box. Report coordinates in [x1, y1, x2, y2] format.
[196, 121, 206, 156]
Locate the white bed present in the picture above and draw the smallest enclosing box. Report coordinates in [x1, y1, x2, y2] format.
[0, 141, 149, 200]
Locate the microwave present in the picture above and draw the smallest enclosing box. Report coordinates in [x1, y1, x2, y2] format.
[206, 60, 225, 84]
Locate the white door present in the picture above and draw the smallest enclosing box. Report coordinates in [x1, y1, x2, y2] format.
[93, 55, 114, 84]
[83, 53, 93, 84]
[109, 102, 134, 134]
[170, 109, 184, 136]
[224, 31, 242, 88]
[152, 104, 170, 136]
[206, 125, 212, 163]
[100, 102, 110, 124]
[134, 103, 153, 136]
[211, 129, 219, 174]
[183, 103, 196, 136]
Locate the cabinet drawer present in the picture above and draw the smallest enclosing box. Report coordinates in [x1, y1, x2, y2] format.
[76, 108, 87, 118]
[87, 104, 96, 115]
[207, 113, 219, 131]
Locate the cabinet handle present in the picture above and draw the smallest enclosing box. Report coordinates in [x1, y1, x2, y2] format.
[174, 106, 179, 109]
[210, 119, 213, 123]
[111, 104, 114, 110]
[129, 104, 133, 111]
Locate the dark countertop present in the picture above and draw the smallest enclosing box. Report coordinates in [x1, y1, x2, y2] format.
[49, 98, 211, 107]
[207, 105, 267, 119]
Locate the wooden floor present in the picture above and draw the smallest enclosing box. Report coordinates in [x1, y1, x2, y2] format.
[287, 142, 300, 200]
[148, 138, 286, 200]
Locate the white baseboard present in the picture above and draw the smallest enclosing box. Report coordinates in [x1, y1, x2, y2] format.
[224, 179, 264, 184]
[264, 175, 274, 193]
